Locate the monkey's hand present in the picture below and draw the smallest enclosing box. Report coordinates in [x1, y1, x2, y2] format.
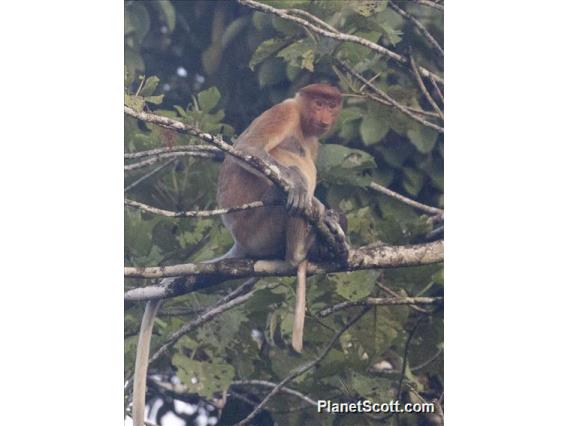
[283, 165, 309, 216]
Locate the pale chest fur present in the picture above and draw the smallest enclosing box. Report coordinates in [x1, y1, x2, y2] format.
[270, 134, 318, 194]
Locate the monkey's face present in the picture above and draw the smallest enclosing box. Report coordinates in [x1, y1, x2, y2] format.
[305, 97, 342, 136]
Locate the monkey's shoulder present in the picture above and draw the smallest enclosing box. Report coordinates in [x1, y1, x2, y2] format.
[248, 99, 300, 132]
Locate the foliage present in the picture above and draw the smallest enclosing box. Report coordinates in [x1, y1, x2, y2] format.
[125, 1, 443, 424]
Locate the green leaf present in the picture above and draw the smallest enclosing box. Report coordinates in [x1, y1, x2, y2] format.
[252, 11, 272, 31]
[140, 76, 159, 96]
[407, 126, 439, 154]
[125, 2, 150, 45]
[124, 94, 145, 112]
[317, 144, 376, 187]
[338, 107, 363, 125]
[157, 0, 176, 31]
[271, 15, 304, 35]
[144, 94, 164, 105]
[333, 270, 380, 301]
[173, 105, 188, 119]
[402, 167, 424, 196]
[360, 113, 389, 145]
[376, 141, 414, 168]
[378, 22, 403, 46]
[125, 47, 144, 77]
[276, 39, 317, 71]
[221, 16, 250, 49]
[257, 58, 287, 88]
[249, 38, 289, 70]
[351, 0, 388, 17]
[301, 49, 314, 71]
[172, 353, 235, 400]
[197, 87, 221, 113]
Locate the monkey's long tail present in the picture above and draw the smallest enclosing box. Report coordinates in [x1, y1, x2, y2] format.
[132, 299, 162, 426]
[292, 260, 308, 353]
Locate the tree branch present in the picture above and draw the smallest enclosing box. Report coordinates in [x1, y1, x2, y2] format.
[409, 54, 444, 120]
[125, 159, 176, 193]
[368, 182, 443, 216]
[389, 1, 443, 57]
[415, 0, 444, 12]
[237, 0, 443, 84]
[147, 279, 259, 367]
[124, 151, 219, 171]
[344, 92, 440, 119]
[125, 198, 273, 218]
[125, 145, 223, 160]
[335, 60, 444, 132]
[317, 296, 443, 317]
[124, 240, 443, 301]
[231, 380, 318, 407]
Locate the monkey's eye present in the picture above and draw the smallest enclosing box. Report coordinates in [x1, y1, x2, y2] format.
[315, 100, 323, 108]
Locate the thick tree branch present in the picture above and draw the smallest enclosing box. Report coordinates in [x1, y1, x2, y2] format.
[125, 106, 348, 259]
[237, 0, 443, 84]
[124, 240, 443, 301]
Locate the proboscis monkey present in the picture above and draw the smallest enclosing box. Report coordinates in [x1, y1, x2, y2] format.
[132, 84, 342, 426]
[217, 83, 342, 352]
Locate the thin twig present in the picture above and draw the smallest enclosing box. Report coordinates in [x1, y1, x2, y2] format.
[409, 55, 444, 119]
[369, 182, 443, 215]
[389, 1, 443, 57]
[231, 380, 318, 407]
[335, 60, 444, 132]
[147, 279, 259, 367]
[376, 281, 431, 314]
[412, 347, 443, 371]
[424, 225, 444, 241]
[125, 145, 222, 159]
[125, 159, 176, 193]
[415, 0, 444, 12]
[287, 8, 339, 34]
[125, 198, 272, 218]
[317, 296, 442, 317]
[237, 0, 443, 84]
[348, 91, 440, 119]
[234, 308, 371, 425]
[372, 316, 427, 423]
[430, 76, 444, 102]
[125, 152, 218, 171]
